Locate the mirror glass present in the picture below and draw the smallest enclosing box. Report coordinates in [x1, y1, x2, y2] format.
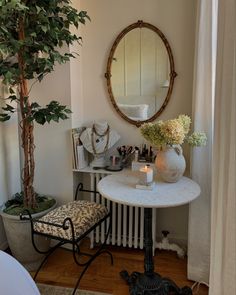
[105, 21, 177, 127]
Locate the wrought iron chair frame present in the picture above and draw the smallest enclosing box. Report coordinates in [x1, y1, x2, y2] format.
[20, 184, 113, 295]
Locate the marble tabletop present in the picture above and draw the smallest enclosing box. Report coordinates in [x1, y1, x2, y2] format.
[97, 171, 201, 208]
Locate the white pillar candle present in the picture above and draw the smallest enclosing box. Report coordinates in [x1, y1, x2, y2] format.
[139, 165, 153, 185]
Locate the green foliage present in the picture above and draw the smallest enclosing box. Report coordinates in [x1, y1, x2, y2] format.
[4, 191, 56, 215]
[31, 100, 72, 125]
[0, 0, 90, 122]
[0, 1, 89, 209]
[0, 113, 11, 122]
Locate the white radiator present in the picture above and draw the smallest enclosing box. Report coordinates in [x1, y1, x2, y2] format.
[88, 172, 157, 253]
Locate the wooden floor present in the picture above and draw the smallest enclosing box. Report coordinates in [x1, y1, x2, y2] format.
[34, 240, 208, 295]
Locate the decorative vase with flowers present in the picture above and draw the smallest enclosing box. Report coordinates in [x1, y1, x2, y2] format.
[140, 115, 207, 182]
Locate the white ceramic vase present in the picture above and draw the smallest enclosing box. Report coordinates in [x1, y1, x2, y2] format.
[155, 145, 186, 183]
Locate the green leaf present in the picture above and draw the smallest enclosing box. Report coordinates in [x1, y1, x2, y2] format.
[2, 104, 15, 113]
[3, 95, 18, 102]
[45, 114, 52, 123]
[0, 113, 11, 121]
[36, 5, 41, 14]
[31, 102, 40, 109]
[38, 74, 44, 82]
[52, 114, 59, 122]
[34, 112, 46, 125]
[64, 109, 72, 114]
[41, 25, 48, 33]
[4, 71, 13, 82]
[58, 113, 68, 120]
[30, 32, 37, 38]
[27, 115, 34, 122]
[9, 88, 15, 94]
[43, 45, 49, 53]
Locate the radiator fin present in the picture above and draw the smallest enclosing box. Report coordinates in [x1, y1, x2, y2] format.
[89, 172, 156, 254]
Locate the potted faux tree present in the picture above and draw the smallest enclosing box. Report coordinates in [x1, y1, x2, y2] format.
[0, 1, 89, 269]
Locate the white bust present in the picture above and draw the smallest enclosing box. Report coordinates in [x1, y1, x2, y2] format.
[80, 121, 120, 167]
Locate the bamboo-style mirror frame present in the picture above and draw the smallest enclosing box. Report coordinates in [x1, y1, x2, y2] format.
[105, 20, 177, 127]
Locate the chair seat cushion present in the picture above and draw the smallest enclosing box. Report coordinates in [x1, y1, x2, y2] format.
[33, 200, 108, 241]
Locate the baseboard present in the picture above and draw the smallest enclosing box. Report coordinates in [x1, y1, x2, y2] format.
[187, 264, 210, 283]
[156, 235, 188, 249]
[0, 217, 8, 251]
[51, 236, 187, 253]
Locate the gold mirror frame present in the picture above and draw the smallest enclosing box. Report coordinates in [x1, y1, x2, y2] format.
[105, 20, 177, 127]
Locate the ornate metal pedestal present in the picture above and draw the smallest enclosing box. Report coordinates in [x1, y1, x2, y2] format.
[120, 208, 192, 295]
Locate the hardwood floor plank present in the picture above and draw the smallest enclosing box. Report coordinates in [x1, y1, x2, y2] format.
[34, 240, 208, 295]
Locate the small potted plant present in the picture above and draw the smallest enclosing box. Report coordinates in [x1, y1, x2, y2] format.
[140, 115, 207, 182]
[0, 1, 89, 269]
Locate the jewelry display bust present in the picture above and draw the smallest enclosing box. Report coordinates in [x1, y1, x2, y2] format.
[80, 121, 120, 168]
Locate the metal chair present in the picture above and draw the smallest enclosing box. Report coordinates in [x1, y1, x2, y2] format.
[20, 186, 113, 295]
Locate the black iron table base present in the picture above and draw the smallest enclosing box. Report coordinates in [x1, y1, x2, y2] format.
[120, 271, 192, 295]
[120, 208, 192, 295]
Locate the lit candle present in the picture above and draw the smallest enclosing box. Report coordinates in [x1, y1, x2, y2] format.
[139, 165, 153, 185]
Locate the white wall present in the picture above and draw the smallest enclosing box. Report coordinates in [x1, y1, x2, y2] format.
[31, 61, 74, 206]
[79, 0, 196, 244]
[71, 0, 84, 128]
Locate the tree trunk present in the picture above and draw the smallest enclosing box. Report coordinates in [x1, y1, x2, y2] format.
[18, 18, 36, 208]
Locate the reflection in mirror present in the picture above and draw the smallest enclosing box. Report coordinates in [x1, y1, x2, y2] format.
[112, 28, 170, 120]
[105, 21, 177, 127]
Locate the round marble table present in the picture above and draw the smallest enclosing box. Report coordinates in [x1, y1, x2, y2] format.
[98, 172, 200, 295]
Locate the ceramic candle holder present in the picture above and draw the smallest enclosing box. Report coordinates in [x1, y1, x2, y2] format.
[139, 165, 153, 185]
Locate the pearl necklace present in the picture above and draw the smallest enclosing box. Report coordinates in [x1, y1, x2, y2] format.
[91, 124, 110, 155]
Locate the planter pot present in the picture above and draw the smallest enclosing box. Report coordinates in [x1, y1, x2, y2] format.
[0, 217, 7, 250]
[155, 145, 186, 183]
[0, 200, 57, 271]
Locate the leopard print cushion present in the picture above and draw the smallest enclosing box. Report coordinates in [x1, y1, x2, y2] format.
[33, 200, 108, 241]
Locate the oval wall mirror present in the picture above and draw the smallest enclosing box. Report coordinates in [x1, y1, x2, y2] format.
[105, 20, 177, 127]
